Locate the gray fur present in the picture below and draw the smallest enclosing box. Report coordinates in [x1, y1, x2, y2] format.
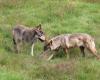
[13, 24, 45, 56]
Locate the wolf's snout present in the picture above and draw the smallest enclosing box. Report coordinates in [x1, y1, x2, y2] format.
[40, 36, 45, 41]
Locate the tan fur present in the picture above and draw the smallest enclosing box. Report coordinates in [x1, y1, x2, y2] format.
[44, 33, 99, 60]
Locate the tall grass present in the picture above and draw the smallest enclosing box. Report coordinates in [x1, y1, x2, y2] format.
[0, 0, 100, 80]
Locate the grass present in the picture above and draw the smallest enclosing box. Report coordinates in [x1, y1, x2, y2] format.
[0, 0, 100, 80]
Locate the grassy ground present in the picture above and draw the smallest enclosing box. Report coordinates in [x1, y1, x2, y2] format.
[0, 0, 100, 80]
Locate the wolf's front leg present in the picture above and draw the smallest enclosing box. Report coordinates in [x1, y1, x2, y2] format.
[31, 44, 34, 56]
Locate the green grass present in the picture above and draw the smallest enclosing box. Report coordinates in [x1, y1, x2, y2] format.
[0, 0, 100, 80]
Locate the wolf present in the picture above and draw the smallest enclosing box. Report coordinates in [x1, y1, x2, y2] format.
[12, 24, 46, 56]
[44, 33, 99, 60]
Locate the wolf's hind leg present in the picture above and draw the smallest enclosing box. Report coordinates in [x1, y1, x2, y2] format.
[63, 47, 69, 59]
[13, 38, 21, 53]
[80, 46, 85, 57]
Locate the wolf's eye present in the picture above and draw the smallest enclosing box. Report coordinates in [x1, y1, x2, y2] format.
[37, 32, 41, 36]
[40, 31, 43, 34]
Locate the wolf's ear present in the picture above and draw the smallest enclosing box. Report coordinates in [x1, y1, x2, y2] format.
[36, 24, 42, 30]
[49, 40, 52, 45]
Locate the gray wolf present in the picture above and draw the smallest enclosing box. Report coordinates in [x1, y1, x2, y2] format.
[13, 24, 46, 56]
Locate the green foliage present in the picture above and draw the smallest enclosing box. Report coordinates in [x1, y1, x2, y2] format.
[0, 69, 25, 80]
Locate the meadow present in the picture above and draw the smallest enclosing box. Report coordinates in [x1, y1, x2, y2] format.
[0, 0, 100, 80]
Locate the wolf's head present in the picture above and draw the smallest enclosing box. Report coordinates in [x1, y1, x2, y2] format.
[34, 24, 46, 42]
[44, 40, 53, 51]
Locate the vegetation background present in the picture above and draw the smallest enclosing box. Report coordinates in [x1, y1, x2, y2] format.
[0, 0, 100, 80]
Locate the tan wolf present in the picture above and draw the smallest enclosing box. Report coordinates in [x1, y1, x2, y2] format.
[44, 33, 99, 60]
